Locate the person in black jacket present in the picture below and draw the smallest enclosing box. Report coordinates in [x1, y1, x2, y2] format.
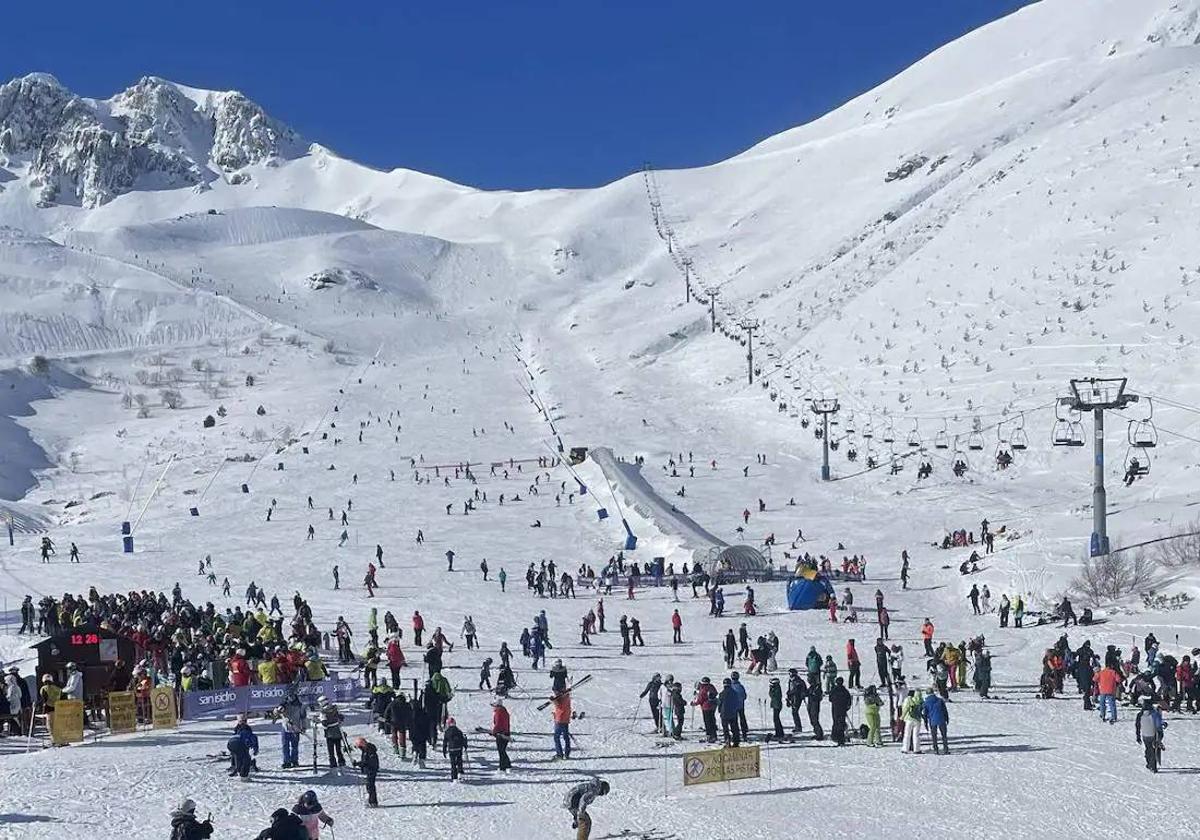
[254, 808, 308, 840]
[806, 680, 824, 740]
[829, 677, 852, 745]
[169, 798, 213, 840]
[385, 691, 411, 758]
[874, 638, 891, 687]
[442, 716, 468, 780]
[786, 669, 807, 733]
[409, 700, 430, 768]
[639, 673, 663, 732]
[723, 629, 737, 669]
[353, 737, 381, 806]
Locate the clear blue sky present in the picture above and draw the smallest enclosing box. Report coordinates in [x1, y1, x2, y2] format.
[1, 0, 1034, 190]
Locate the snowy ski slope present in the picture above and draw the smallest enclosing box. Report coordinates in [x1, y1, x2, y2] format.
[2, 0, 1200, 836]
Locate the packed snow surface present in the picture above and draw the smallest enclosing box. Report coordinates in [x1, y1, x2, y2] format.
[2, 0, 1200, 837]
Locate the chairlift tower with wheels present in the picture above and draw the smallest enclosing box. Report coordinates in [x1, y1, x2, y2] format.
[810, 398, 841, 481]
[1059, 377, 1140, 557]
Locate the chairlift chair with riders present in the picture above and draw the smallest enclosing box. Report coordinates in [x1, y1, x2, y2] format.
[1123, 445, 1151, 482]
[951, 436, 970, 477]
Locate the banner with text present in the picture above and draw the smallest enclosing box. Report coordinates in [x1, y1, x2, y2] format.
[107, 690, 137, 734]
[180, 677, 360, 720]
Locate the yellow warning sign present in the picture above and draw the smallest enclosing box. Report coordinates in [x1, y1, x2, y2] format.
[51, 699, 85, 745]
[150, 686, 177, 729]
[108, 690, 137, 734]
[682, 744, 760, 786]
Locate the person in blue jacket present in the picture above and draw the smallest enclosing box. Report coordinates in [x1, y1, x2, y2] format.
[923, 689, 950, 754]
[729, 672, 749, 740]
[227, 714, 260, 780]
[717, 677, 741, 747]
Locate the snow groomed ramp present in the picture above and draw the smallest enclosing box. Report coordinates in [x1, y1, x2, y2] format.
[588, 446, 727, 554]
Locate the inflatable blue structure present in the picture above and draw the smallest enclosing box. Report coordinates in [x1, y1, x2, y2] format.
[786, 573, 834, 610]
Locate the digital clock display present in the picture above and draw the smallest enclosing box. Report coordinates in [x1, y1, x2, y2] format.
[70, 633, 100, 646]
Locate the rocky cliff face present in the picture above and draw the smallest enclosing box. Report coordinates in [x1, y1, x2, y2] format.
[0, 74, 300, 208]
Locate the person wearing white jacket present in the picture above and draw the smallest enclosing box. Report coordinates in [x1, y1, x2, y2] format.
[3, 672, 21, 734]
[63, 663, 83, 701]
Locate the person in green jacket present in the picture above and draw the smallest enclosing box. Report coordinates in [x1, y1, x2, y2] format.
[1013, 596, 1025, 628]
[863, 685, 884, 746]
[768, 678, 785, 739]
[901, 689, 923, 753]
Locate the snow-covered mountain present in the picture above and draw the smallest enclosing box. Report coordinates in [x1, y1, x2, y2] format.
[0, 73, 300, 208]
[4, 3, 1200, 837]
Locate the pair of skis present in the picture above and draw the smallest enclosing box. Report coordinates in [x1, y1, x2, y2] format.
[537, 674, 592, 710]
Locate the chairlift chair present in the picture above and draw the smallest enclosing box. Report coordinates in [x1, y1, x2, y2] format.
[1129, 417, 1158, 450]
[933, 425, 950, 450]
[883, 424, 896, 444]
[906, 422, 922, 448]
[966, 431, 985, 451]
[1010, 413, 1029, 451]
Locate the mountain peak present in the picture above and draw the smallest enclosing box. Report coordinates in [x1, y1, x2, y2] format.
[0, 74, 302, 208]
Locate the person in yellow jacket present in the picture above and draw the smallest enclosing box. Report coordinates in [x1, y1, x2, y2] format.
[258, 658, 279, 685]
[305, 653, 328, 681]
[180, 665, 197, 692]
[943, 645, 961, 690]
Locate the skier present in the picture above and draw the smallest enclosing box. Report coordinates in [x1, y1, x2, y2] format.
[640, 673, 663, 732]
[1135, 699, 1165, 772]
[384, 690, 410, 757]
[552, 691, 573, 758]
[786, 668, 807, 733]
[693, 677, 718, 742]
[768, 677, 785, 739]
[1097, 662, 1122, 723]
[723, 629, 737, 669]
[169, 798, 214, 840]
[902, 689, 923, 753]
[69, 542, 80, 563]
[412, 611, 425, 646]
[275, 692, 307, 769]
[442, 716, 468, 780]
[863, 685, 884, 746]
[291, 790, 334, 838]
[921, 618, 935, 657]
[320, 700, 345, 767]
[227, 714, 259, 780]
[806, 678, 824, 740]
[829, 677, 851, 745]
[409, 699, 430, 768]
[846, 639, 862, 689]
[564, 778, 610, 840]
[968, 584, 980, 615]
[923, 689, 950, 754]
[730, 672, 749, 739]
[491, 698, 512, 771]
[253, 808, 308, 840]
[671, 609, 683, 644]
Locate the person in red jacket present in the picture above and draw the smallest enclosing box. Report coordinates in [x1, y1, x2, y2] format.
[386, 638, 406, 689]
[275, 650, 296, 684]
[1096, 664, 1122, 723]
[412, 611, 425, 647]
[671, 610, 683, 644]
[1176, 656, 1196, 713]
[229, 650, 252, 687]
[491, 699, 512, 771]
[846, 639, 862, 689]
[692, 676, 717, 742]
[921, 619, 936, 657]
